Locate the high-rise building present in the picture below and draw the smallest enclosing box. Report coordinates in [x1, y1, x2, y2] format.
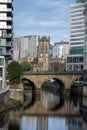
[83, 2, 87, 96]
[0, 0, 13, 88]
[53, 41, 69, 59]
[66, 2, 85, 71]
[13, 35, 38, 62]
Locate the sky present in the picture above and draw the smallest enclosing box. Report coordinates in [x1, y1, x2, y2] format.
[13, 0, 76, 44]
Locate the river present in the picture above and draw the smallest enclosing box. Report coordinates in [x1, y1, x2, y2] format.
[0, 90, 87, 130]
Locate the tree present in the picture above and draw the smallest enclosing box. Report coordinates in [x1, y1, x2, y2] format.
[21, 60, 32, 71]
[7, 61, 22, 84]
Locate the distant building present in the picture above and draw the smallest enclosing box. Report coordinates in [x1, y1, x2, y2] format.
[13, 37, 20, 61]
[53, 41, 69, 59]
[66, 2, 85, 71]
[49, 57, 66, 72]
[13, 35, 38, 62]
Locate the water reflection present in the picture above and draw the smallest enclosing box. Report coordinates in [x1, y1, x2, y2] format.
[82, 96, 87, 130]
[0, 113, 9, 130]
[41, 90, 64, 110]
[70, 95, 82, 112]
[1, 92, 87, 130]
[67, 117, 82, 130]
[0, 93, 87, 130]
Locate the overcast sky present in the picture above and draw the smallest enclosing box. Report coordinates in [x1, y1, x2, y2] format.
[13, 0, 76, 44]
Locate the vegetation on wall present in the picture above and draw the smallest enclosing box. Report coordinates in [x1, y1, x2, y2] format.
[7, 61, 22, 84]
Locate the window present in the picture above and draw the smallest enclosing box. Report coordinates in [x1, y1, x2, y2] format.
[0, 80, 2, 88]
[0, 58, 4, 66]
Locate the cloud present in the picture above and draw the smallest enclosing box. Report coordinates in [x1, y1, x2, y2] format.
[14, 0, 75, 42]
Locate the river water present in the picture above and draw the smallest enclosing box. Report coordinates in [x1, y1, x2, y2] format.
[0, 91, 87, 130]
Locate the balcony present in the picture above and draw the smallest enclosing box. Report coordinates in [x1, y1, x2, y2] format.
[0, 33, 12, 38]
[0, 17, 12, 21]
[0, 0, 12, 3]
[0, 51, 12, 56]
[0, 42, 12, 47]
[0, 8, 12, 12]
[0, 25, 12, 29]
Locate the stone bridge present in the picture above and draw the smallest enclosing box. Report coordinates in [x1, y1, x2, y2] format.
[22, 71, 83, 91]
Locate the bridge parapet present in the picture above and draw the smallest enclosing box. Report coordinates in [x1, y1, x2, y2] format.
[23, 71, 83, 75]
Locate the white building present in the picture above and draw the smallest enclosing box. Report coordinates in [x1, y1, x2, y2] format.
[53, 41, 69, 59]
[0, 0, 13, 88]
[66, 2, 85, 71]
[83, 2, 87, 96]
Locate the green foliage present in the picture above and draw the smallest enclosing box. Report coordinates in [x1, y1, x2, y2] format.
[21, 60, 32, 71]
[7, 61, 22, 84]
[76, 0, 87, 3]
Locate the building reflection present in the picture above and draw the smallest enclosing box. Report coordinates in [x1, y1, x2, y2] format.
[82, 96, 87, 130]
[41, 90, 64, 110]
[0, 113, 9, 130]
[36, 116, 48, 130]
[70, 95, 82, 113]
[67, 117, 82, 130]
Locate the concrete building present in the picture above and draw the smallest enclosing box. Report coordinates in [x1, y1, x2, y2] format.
[0, 0, 13, 88]
[13, 35, 38, 62]
[83, 2, 87, 96]
[66, 2, 85, 71]
[53, 41, 69, 59]
[13, 37, 20, 61]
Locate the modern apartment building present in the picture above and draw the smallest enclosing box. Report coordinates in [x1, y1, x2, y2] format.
[0, 0, 13, 88]
[66, 2, 85, 71]
[53, 41, 69, 59]
[83, 2, 87, 96]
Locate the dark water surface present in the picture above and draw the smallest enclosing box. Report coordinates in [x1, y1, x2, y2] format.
[0, 91, 87, 130]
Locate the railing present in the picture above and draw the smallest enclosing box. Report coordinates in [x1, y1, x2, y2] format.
[0, 42, 12, 46]
[0, 0, 12, 3]
[0, 17, 12, 21]
[0, 8, 12, 12]
[1, 33, 12, 38]
[0, 51, 12, 55]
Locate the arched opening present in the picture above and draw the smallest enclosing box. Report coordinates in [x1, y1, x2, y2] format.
[22, 78, 36, 91]
[21, 78, 36, 108]
[70, 76, 83, 95]
[41, 78, 64, 94]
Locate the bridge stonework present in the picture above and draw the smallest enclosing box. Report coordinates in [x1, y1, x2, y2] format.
[23, 72, 82, 90]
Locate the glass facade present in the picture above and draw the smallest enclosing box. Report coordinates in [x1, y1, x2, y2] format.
[70, 47, 84, 55]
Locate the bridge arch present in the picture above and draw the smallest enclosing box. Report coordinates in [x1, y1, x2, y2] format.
[41, 78, 65, 94]
[21, 78, 36, 90]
